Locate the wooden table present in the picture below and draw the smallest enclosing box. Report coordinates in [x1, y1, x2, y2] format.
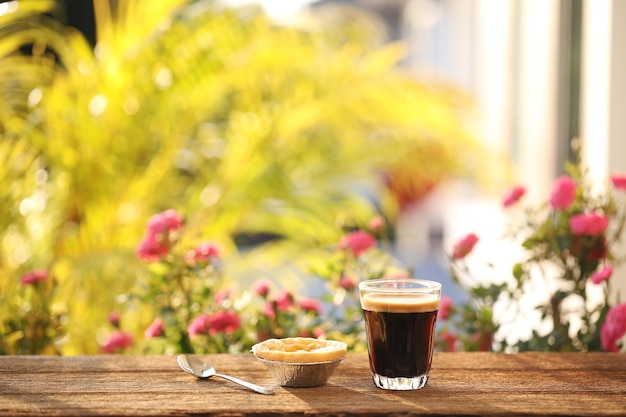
[1, 352, 625, 416]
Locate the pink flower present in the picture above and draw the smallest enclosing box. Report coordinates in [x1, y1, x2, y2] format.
[299, 327, 325, 339]
[569, 212, 609, 236]
[136, 209, 184, 261]
[368, 215, 384, 232]
[185, 241, 220, 265]
[205, 310, 241, 335]
[262, 302, 275, 318]
[146, 209, 184, 236]
[101, 331, 134, 354]
[601, 303, 626, 352]
[274, 289, 294, 311]
[144, 318, 164, 339]
[549, 176, 577, 210]
[20, 269, 49, 285]
[188, 311, 242, 337]
[438, 296, 454, 320]
[610, 174, 626, 190]
[502, 185, 526, 208]
[136, 233, 169, 261]
[252, 279, 272, 298]
[108, 312, 120, 327]
[188, 314, 210, 337]
[339, 276, 357, 291]
[214, 288, 233, 305]
[338, 230, 376, 257]
[591, 264, 613, 285]
[452, 233, 479, 259]
[299, 298, 321, 314]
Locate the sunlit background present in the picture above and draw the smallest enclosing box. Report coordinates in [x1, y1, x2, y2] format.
[232, 0, 626, 304]
[202, 0, 626, 346]
[2, 0, 625, 354]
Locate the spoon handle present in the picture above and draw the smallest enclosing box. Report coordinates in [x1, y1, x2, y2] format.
[214, 373, 275, 395]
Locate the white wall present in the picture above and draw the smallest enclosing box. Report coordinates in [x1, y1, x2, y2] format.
[581, 0, 626, 303]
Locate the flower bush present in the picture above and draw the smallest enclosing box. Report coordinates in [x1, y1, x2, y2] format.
[105, 210, 416, 354]
[308, 218, 413, 350]
[99, 158, 626, 356]
[447, 159, 626, 352]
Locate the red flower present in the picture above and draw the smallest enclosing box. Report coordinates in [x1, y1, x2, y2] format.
[101, 331, 134, 354]
[146, 209, 184, 236]
[368, 215, 384, 232]
[502, 186, 526, 208]
[136, 209, 184, 261]
[591, 265, 613, 285]
[339, 276, 357, 291]
[108, 312, 120, 327]
[214, 288, 233, 305]
[569, 212, 609, 236]
[299, 327, 325, 339]
[20, 269, 49, 285]
[438, 296, 454, 320]
[206, 310, 241, 335]
[601, 303, 626, 352]
[452, 233, 479, 259]
[610, 174, 626, 190]
[299, 298, 322, 314]
[136, 234, 169, 261]
[144, 318, 164, 339]
[438, 330, 458, 352]
[188, 314, 210, 337]
[338, 230, 376, 257]
[313, 327, 325, 338]
[188, 311, 241, 336]
[549, 176, 577, 210]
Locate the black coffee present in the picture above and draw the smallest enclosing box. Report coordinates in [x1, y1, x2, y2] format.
[363, 309, 437, 377]
[361, 293, 439, 378]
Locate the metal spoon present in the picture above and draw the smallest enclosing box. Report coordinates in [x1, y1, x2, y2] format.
[177, 354, 275, 395]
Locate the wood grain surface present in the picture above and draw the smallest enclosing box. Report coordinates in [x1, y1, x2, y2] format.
[1, 352, 625, 416]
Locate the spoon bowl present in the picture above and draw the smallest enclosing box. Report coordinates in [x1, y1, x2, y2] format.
[177, 355, 275, 395]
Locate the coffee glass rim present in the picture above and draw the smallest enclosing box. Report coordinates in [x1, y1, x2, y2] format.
[358, 278, 441, 293]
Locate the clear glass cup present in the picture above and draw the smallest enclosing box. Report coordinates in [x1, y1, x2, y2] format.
[359, 278, 442, 390]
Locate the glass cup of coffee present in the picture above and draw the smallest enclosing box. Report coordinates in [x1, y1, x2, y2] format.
[359, 278, 442, 390]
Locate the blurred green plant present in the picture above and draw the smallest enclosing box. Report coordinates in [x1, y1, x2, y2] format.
[0, 269, 66, 354]
[1, 0, 486, 354]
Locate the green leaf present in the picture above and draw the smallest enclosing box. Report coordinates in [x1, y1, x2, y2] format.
[512, 263, 525, 285]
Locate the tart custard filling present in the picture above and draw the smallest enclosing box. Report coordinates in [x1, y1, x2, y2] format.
[251, 337, 347, 363]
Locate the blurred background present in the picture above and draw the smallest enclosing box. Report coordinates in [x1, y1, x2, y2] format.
[229, 0, 626, 309]
[60, 0, 626, 286]
[2, 0, 625, 354]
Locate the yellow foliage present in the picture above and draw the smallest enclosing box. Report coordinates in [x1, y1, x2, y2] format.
[0, 0, 486, 354]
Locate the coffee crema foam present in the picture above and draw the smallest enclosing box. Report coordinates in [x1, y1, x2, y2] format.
[360, 293, 440, 313]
